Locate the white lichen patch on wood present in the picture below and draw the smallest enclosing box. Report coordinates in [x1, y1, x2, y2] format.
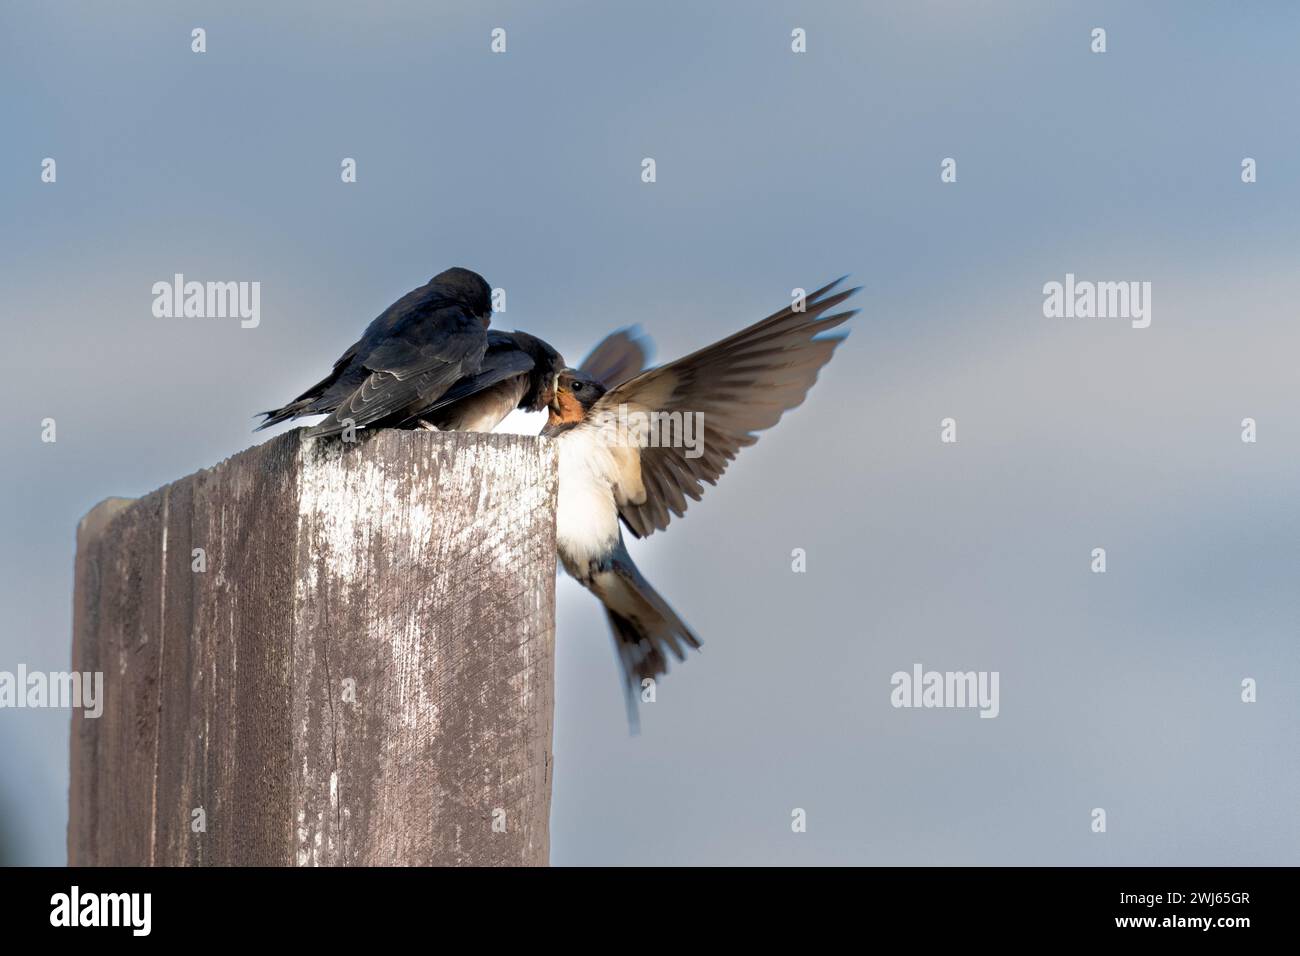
[290, 429, 556, 866]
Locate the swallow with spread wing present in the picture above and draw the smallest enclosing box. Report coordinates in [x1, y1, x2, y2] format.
[540, 278, 860, 722]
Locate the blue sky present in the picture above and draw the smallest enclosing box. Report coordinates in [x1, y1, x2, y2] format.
[1, 1, 1297, 864]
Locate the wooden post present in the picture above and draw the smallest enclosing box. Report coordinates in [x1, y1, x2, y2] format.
[68, 429, 557, 866]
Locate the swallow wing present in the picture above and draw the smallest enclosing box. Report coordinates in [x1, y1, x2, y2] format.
[255, 341, 363, 429]
[593, 278, 859, 538]
[397, 331, 537, 424]
[305, 304, 488, 438]
[578, 327, 653, 389]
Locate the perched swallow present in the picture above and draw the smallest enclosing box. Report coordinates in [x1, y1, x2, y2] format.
[405, 326, 652, 431]
[397, 329, 563, 431]
[541, 278, 859, 722]
[405, 325, 652, 432]
[258, 267, 495, 438]
[260, 267, 652, 437]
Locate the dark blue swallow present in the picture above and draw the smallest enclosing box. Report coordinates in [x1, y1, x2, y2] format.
[258, 267, 495, 438]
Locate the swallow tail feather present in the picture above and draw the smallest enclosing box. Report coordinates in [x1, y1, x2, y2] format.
[586, 541, 702, 730]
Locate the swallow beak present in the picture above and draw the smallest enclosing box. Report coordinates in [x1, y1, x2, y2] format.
[541, 374, 559, 410]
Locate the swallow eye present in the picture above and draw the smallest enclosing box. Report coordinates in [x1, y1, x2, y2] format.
[571, 382, 584, 393]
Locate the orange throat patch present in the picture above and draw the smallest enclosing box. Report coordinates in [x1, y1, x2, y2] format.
[547, 391, 586, 427]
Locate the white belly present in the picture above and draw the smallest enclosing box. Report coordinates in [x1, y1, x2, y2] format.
[439, 376, 527, 432]
[555, 428, 621, 570]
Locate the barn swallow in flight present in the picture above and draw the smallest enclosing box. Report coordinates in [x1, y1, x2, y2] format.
[541, 278, 859, 723]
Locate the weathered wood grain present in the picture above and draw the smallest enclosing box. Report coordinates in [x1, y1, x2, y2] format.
[69, 429, 557, 866]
